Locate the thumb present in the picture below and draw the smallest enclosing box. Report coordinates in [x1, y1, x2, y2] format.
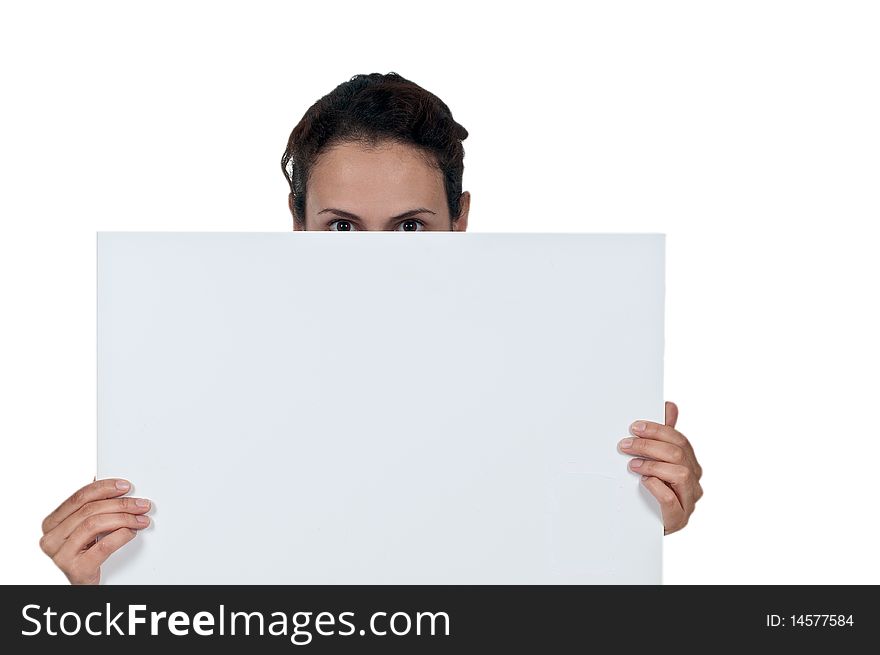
[665, 401, 679, 428]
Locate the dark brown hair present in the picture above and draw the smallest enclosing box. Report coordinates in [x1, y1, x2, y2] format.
[281, 73, 468, 224]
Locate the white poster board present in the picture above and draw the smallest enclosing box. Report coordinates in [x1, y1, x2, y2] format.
[97, 232, 665, 584]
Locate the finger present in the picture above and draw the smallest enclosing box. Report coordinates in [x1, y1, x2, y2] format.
[42, 479, 133, 534]
[629, 420, 689, 448]
[54, 512, 150, 562]
[665, 401, 679, 429]
[618, 436, 686, 465]
[629, 459, 696, 513]
[39, 497, 151, 558]
[632, 420, 703, 484]
[630, 421, 697, 464]
[640, 476, 687, 534]
[70, 528, 138, 585]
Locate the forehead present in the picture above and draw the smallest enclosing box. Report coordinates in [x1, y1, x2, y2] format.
[306, 141, 446, 213]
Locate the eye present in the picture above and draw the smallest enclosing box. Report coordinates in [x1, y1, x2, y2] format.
[396, 219, 425, 232]
[328, 220, 358, 231]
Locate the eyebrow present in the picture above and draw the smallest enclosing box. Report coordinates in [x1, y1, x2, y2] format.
[317, 208, 437, 222]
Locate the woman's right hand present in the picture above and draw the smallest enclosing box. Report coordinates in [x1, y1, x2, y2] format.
[40, 478, 151, 585]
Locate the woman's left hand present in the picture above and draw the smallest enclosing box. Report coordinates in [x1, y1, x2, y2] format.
[618, 401, 703, 535]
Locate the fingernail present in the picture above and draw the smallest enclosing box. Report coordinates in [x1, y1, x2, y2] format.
[630, 459, 643, 469]
[135, 498, 150, 508]
[115, 480, 131, 491]
[136, 515, 150, 525]
[631, 422, 647, 434]
[619, 438, 634, 449]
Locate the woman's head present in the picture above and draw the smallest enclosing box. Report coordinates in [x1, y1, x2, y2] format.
[281, 73, 469, 231]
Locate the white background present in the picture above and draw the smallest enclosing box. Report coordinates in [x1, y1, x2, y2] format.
[1, 0, 878, 584]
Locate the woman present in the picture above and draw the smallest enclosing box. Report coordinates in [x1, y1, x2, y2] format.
[40, 73, 703, 584]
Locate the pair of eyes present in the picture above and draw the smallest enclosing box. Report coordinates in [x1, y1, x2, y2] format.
[328, 219, 425, 232]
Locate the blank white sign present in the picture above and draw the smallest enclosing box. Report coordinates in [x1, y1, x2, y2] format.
[97, 232, 664, 584]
